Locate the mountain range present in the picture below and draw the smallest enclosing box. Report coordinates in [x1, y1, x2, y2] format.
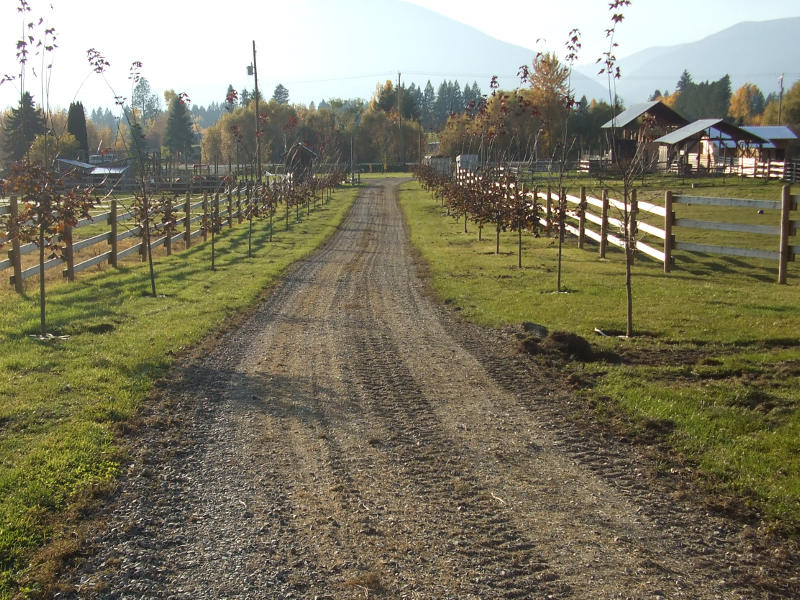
[271, 4, 799, 109]
[577, 17, 800, 105]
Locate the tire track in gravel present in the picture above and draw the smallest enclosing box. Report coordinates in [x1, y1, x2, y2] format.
[57, 180, 797, 599]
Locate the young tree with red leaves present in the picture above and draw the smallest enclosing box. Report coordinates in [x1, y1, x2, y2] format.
[1, 162, 99, 337]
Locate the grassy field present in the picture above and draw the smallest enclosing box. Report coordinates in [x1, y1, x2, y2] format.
[0, 185, 359, 598]
[399, 176, 799, 535]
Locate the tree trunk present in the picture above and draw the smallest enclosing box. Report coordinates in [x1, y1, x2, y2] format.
[39, 222, 46, 336]
[626, 243, 633, 337]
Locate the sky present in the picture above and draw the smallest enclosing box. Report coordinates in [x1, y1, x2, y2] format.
[0, 0, 798, 114]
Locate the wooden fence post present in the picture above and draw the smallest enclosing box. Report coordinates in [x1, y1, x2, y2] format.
[184, 191, 191, 248]
[778, 184, 793, 284]
[202, 192, 209, 242]
[664, 190, 674, 273]
[227, 187, 233, 228]
[9, 196, 23, 293]
[599, 189, 608, 258]
[236, 186, 243, 224]
[578, 186, 586, 249]
[62, 221, 75, 281]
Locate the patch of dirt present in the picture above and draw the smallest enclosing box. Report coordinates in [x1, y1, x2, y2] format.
[53, 180, 799, 599]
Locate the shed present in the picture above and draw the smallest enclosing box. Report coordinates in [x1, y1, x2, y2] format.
[654, 119, 768, 173]
[718, 125, 798, 161]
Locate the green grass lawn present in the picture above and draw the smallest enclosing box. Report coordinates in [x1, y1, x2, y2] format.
[0, 186, 358, 598]
[400, 177, 799, 535]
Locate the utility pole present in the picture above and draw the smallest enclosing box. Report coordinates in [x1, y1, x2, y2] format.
[778, 74, 785, 125]
[251, 41, 262, 182]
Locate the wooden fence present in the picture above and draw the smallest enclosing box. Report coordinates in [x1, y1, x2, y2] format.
[549, 186, 797, 283]
[449, 169, 797, 283]
[2, 188, 249, 292]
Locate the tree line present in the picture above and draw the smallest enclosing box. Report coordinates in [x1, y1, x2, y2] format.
[1, 76, 485, 174]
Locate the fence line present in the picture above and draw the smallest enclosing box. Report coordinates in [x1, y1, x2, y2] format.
[2, 174, 346, 290]
[450, 169, 796, 283]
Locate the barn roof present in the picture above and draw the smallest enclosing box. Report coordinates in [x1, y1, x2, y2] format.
[56, 158, 95, 170]
[601, 101, 689, 129]
[741, 125, 797, 142]
[654, 119, 768, 145]
[91, 165, 129, 176]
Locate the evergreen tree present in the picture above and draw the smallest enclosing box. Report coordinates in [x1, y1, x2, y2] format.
[405, 83, 423, 121]
[128, 120, 147, 174]
[452, 81, 464, 114]
[163, 95, 194, 158]
[434, 81, 450, 130]
[66, 101, 89, 161]
[132, 77, 162, 126]
[272, 84, 290, 105]
[3, 92, 45, 162]
[676, 70, 693, 92]
[422, 81, 435, 130]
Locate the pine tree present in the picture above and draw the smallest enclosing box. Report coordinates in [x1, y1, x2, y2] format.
[422, 81, 435, 131]
[3, 92, 45, 162]
[66, 101, 89, 161]
[163, 95, 194, 158]
[272, 84, 290, 105]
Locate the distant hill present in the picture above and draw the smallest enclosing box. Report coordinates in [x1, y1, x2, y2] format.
[576, 17, 800, 105]
[179, 0, 608, 107]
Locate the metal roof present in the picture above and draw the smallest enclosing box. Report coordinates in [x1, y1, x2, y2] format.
[601, 101, 689, 129]
[56, 158, 95, 170]
[91, 166, 129, 175]
[655, 119, 768, 145]
[741, 125, 797, 141]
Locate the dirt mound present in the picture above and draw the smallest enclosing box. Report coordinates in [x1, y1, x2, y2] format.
[521, 330, 594, 361]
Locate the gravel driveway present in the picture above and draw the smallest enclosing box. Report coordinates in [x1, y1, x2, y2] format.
[58, 180, 798, 599]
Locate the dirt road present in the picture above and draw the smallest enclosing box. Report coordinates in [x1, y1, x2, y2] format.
[59, 180, 797, 599]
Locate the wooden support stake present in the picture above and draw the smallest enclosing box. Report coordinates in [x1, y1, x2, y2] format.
[109, 199, 118, 268]
[184, 191, 191, 248]
[63, 221, 75, 280]
[214, 193, 221, 233]
[237, 186, 243, 224]
[546, 186, 552, 234]
[165, 197, 173, 256]
[9, 196, 23, 292]
[227, 188, 233, 228]
[578, 186, 586, 249]
[778, 185, 792, 284]
[599, 189, 608, 258]
[629, 189, 638, 262]
[664, 190, 674, 273]
[202, 192, 209, 242]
